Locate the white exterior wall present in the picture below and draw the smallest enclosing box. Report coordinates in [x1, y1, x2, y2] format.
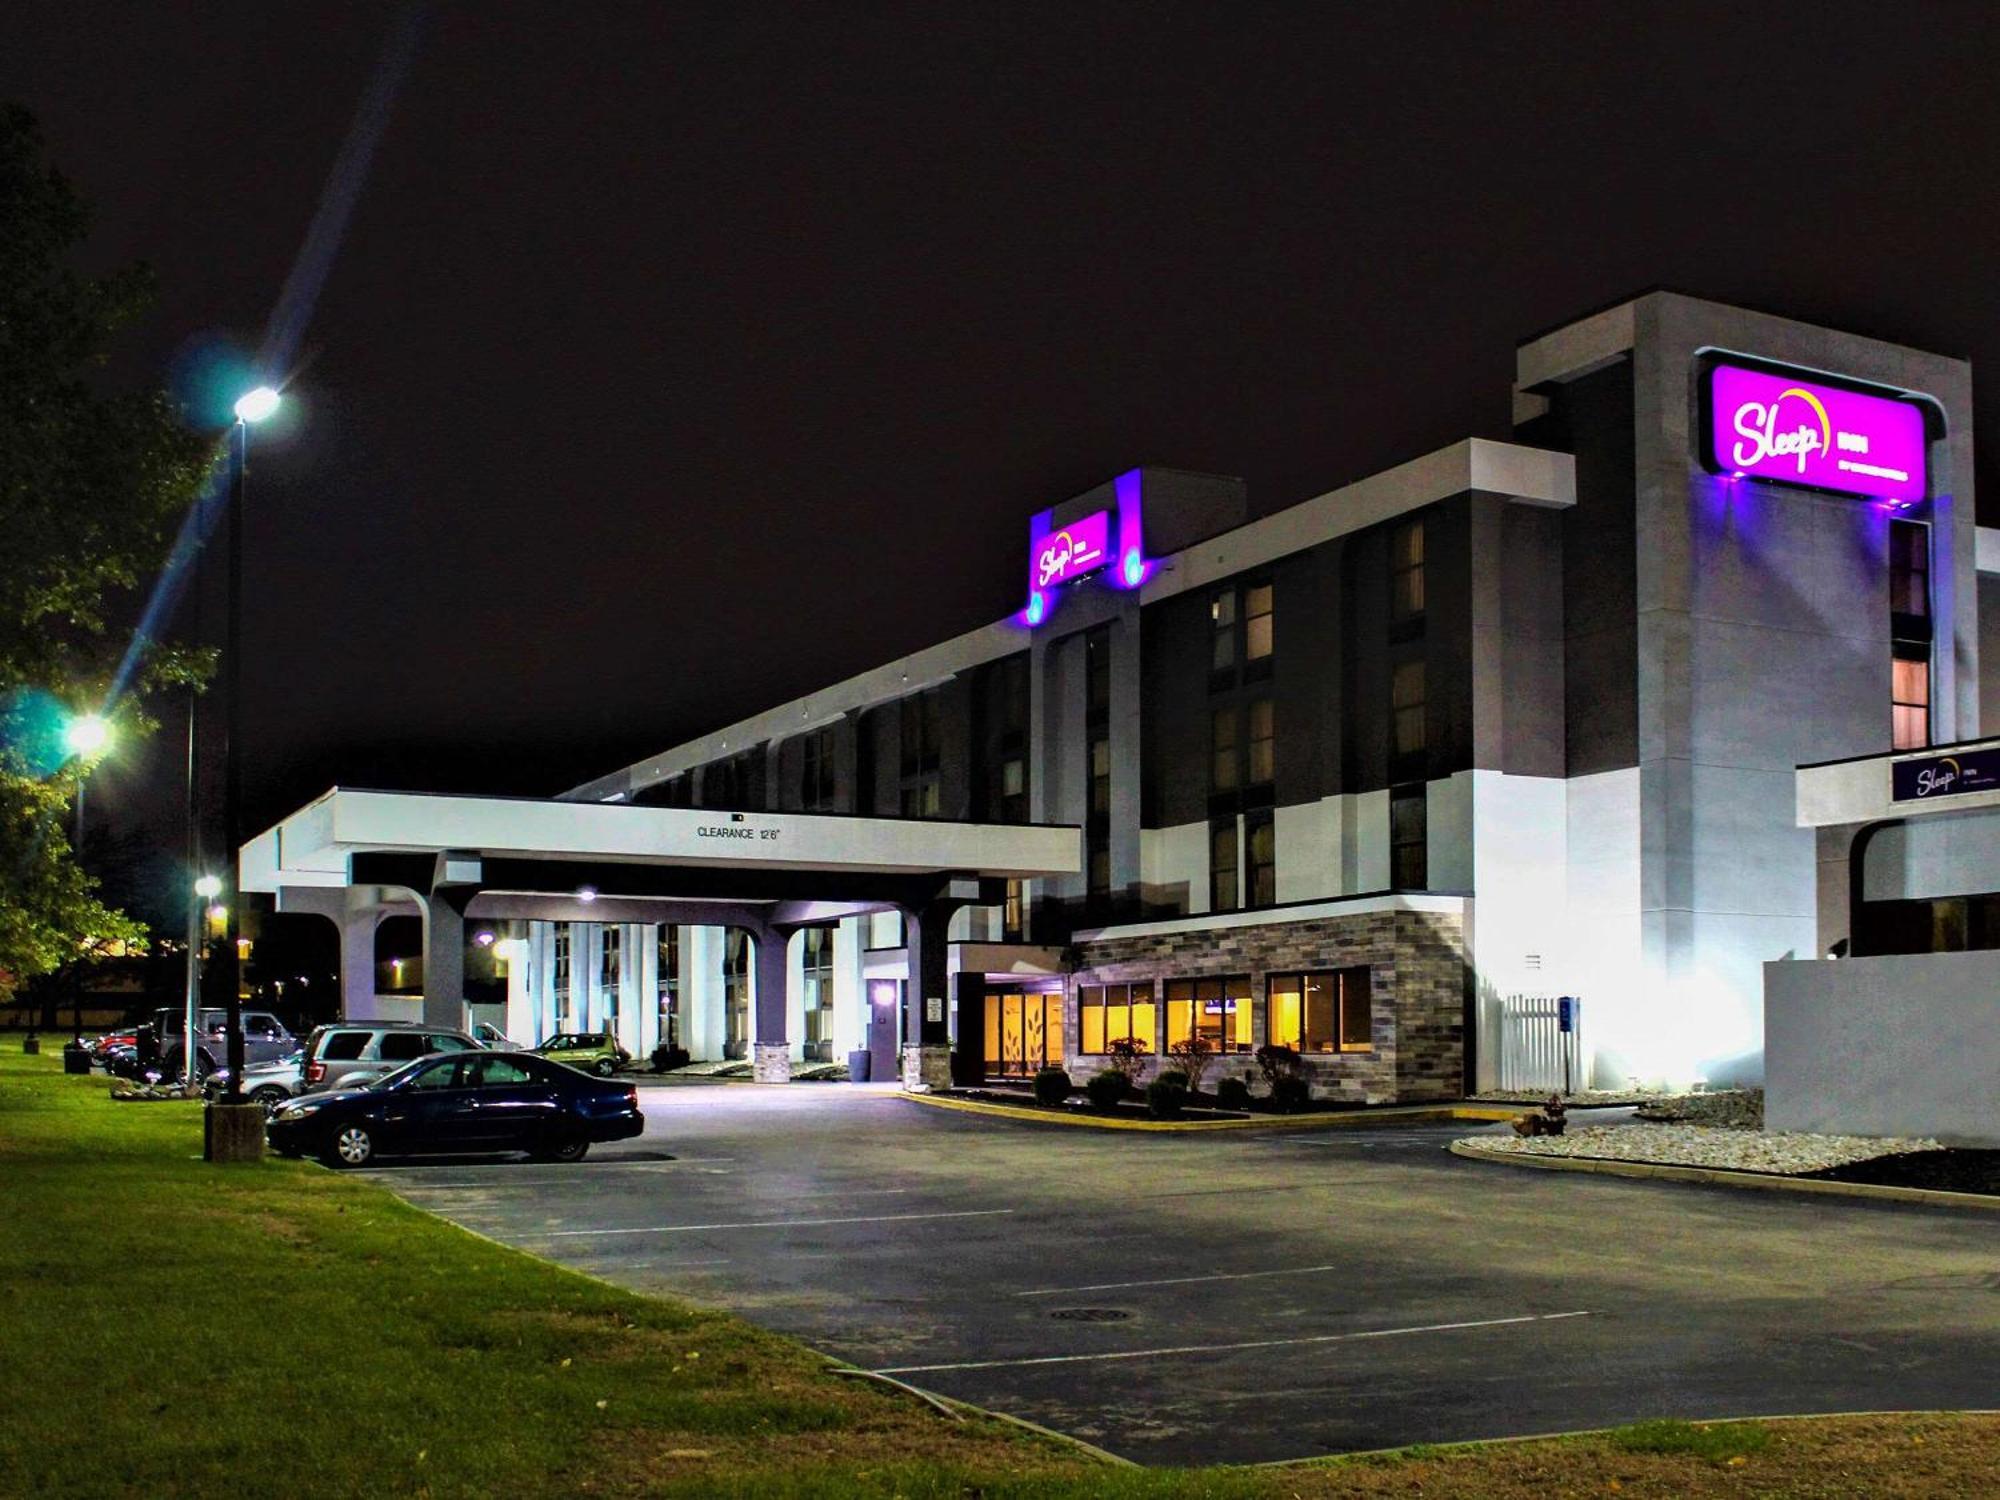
[1565, 769, 1648, 1086]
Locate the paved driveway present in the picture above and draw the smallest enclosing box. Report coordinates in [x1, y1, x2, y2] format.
[356, 1083, 2000, 1464]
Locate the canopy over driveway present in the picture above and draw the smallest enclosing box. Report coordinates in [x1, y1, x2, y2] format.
[240, 788, 1081, 1081]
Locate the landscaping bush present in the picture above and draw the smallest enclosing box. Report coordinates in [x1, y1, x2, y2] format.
[1166, 1034, 1216, 1096]
[650, 1044, 691, 1073]
[1031, 1066, 1073, 1107]
[1146, 1073, 1189, 1119]
[1215, 1076, 1251, 1112]
[1104, 1036, 1147, 1084]
[1085, 1068, 1129, 1109]
[1268, 1074, 1312, 1113]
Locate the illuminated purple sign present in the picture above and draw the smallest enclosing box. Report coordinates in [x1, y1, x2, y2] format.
[1705, 361, 1929, 500]
[1032, 509, 1112, 590]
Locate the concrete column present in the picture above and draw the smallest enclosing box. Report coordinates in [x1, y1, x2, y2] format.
[422, 858, 478, 1032]
[503, 932, 533, 1045]
[618, 923, 646, 1059]
[834, 916, 866, 1060]
[899, 901, 954, 1090]
[636, 926, 661, 1060]
[685, 925, 725, 1060]
[339, 910, 381, 1020]
[752, 925, 793, 1083]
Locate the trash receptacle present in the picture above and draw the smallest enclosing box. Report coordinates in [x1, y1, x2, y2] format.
[62, 1041, 90, 1075]
[22, 1033, 40, 1055]
[847, 1049, 871, 1084]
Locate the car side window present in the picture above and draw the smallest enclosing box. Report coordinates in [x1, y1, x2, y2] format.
[375, 1033, 428, 1062]
[322, 1032, 369, 1061]
[246, 1015, 278, 1038]
[406, 1059, 466, 1091]
[428, 1035, 473, 1053]
[474, 1056, 533, 1088]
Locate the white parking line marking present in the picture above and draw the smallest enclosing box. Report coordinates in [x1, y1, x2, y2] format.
[1016, 1264, 1347, 1297]
[872, 1310, 1592, 1375]
[535, 1208, 1017, 1237]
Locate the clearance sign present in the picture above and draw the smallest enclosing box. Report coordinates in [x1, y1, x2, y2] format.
[1702, 359, 1930, 502]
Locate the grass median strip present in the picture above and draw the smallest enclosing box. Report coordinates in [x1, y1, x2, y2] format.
[3, 1049, 1997, 1498]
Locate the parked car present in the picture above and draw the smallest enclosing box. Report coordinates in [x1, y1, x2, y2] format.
[87, 1029, 136, 1060]
[470, 1021, 521, 1051]
[299, 1021, 482, 1094]
[153, 1007, 296, 1077]
[531, 1032, 630, 1077]
[202, 1048, 385, 1107]
[266, 1050, 644, 1167]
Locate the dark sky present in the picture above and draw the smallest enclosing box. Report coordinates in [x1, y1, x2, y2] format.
[8, 2, 2000, 902]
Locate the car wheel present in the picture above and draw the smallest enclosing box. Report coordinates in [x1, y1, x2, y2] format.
[593, 1058, 615, 1077]
[323, 1124, 375, 1169]
[250, 1084, 288, 1106]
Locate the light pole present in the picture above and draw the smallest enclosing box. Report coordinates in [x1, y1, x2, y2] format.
[188, 874, 221, 1089]
[219, 386, 280, 1104]
[62, 712, 111, 851]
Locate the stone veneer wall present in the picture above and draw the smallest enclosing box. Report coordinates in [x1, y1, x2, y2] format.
[1066, 909, 1467, 1104]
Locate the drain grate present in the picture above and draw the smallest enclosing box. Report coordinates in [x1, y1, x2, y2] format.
[1047, 1307, 1132, 1323]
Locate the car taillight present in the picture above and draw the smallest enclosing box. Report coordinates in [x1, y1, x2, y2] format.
[305, 1060, 325, 1084]
[625, 1087, 638, 1109]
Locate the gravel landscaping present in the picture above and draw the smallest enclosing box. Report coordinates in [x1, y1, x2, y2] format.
[1460, 1121, 1943, 1175]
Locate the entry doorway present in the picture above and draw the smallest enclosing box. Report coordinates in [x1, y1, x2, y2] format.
[982, 989, 1062, 1079]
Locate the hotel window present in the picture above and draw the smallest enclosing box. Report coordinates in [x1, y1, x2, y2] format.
[656, 927, 680, 1049]
[799, 725, 838, 811]
[1246, 697, 1275, 786]
[552, 923, 572, 1022]
[1209, 818, 1239, 912]
[1267, 968, 1373, 1053]
[600, 927, 621, 1029]
[1890, 520, 1932, 751]
[1390, 519, 1425, 626]
[1391, 659, 1426, 765]
[1078, 982, 1157, 1055]
[1002, 878, 1025, 941]
[1390, 786, 1427, 890]
[982, 654, 1031, 823]
[1245, 582, 1274, 665]
[1086, 626, 1112, 901]
[1164, 975, 1253, 1053]
[723, 930, 750, 1054]
[1246, 812, 1276, 907]
[801, 927, 836, 1062]
[1892, 647, 1931, 751]
[1211, 707, 1238, 792]
[1210, 588, 1237, 675]
[899, 688, 943, 819]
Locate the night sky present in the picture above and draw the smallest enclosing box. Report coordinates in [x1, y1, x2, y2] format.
[8, 3, 2000, 918]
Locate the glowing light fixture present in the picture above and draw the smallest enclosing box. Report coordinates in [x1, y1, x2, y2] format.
[63, 713, 111, 758]
[194, 875, 223, 899]
[233, 386, 281, 424]
[577, 886, 598, 904]
[474, 929, 496, 947]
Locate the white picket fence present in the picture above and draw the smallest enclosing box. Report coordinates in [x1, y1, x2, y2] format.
[1497, 994, 1586, 1093]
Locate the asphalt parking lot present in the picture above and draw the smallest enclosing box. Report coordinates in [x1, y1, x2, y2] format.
[358, 1083, 2000, 1464]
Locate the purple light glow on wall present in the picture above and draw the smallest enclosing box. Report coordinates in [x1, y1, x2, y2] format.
[1705, 362, 1929, 501]
[1032, 508, 1112, 590]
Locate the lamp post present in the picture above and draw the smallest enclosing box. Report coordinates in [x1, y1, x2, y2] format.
[62, 712, 111, 851]
[219, 386, 279, 1104]
[188, 874, 221, 1089]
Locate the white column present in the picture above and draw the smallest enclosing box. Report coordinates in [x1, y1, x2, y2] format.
[685, 925, 725, 1060]
[503, 935, 533, 1044]
[636, 926, 660, 1060]
[834, 916, 866, 1059]
[617, 922, 646, 1059]
[786, 930, 807, 1063]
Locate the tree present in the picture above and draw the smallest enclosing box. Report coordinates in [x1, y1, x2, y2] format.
[1166, 1033, 1216, 1097]
[0, 104, 215, 998]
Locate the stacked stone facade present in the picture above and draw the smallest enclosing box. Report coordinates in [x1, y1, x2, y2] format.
[1064, 908, 1467, 1103]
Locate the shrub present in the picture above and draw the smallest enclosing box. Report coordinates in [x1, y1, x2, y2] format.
[1104, 1036, 1147, 1084]
[651, 1044, 691, 1073]
[1031, 1066, 1073, 1107]
[1254, 1043, 1302, 1091]
[1146, 1074, 1189, 1119]
[1085, 1069, 1129, 1109]
[1166, 1034, 1216, 1096]
[1215, 1076, 1251, 1112]
[1154, 1068, 1189, 1092]
[1268, 1074, 1312, 1113]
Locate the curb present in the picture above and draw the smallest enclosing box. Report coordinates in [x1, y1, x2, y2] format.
[905, 1091, 1518, 1133]
[1448, 1139, 2000, 1210]
[1260, 1408, 2000, 1469]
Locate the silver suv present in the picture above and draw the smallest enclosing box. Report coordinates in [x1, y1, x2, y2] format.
[300, 1021, 482, 1093]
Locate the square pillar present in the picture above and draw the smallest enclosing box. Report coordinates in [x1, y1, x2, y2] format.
[423, 854, 480, 1032]
[900, 902, 954, 1091]
[752, 926, 792, 1083]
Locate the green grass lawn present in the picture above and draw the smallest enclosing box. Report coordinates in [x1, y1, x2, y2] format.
[0, 1048, 1992, 1498]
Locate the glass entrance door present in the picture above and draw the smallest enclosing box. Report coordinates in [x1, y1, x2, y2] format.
[982, 990, 1062, 1079]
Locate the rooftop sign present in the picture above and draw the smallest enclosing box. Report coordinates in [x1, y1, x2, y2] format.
[1892, 747, 2000, 803]
[1033, 509, 1112, 591]
[1703, 360, 1929, 501]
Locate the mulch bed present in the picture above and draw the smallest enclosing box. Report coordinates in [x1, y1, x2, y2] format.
[1807, 1148, 2000, 1197]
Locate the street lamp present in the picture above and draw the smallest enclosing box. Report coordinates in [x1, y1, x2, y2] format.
[61, 711, 112, 851]
[184, 875, 222, 1091]
[218, 385, 280, 1109]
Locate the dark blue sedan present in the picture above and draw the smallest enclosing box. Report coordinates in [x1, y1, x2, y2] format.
[266, 1049, 644, 1167]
